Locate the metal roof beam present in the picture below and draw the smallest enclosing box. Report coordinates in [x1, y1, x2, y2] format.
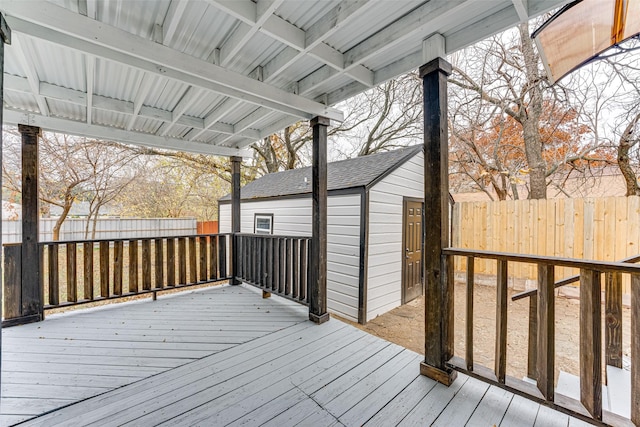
[85, 54, 94, 124]
[157, 86, 203, 136]
[207, 0, 374, 88]
[511, 0, 529, 22]
[219, 0, 284, 68]
[4, 110, 250, 157]
[6, 75, 260, 139]
[127, 74, 154, 130]
[11, 34, 49, 116]
[3, 0, 344, 122]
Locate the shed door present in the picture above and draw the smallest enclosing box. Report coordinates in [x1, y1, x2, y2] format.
[402, 199, 424, 304]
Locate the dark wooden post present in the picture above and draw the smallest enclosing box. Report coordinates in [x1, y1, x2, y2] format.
[19, 124, 43, 322]
[0, 12, 9, 392]
[230, 155, 241, 285]
[419, 35, 456, 386]
[308, 116, 329, 324]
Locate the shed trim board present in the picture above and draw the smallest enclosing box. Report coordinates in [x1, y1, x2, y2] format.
[219, 148, 425, 323]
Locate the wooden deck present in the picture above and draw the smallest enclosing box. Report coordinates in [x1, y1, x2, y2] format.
[2, 285, 591, 426]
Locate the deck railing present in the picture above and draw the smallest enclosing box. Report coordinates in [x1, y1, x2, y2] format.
[443, 248, 639, 426]
[234, 233, 310, 306]
[3, 234, 231, 318]
[41, 234, 231, 308]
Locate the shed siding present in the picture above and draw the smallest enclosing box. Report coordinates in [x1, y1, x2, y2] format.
[220, 194, 361, 322]
[366, 152, 424, 321]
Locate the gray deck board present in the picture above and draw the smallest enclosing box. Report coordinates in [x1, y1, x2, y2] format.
[2, 284, 594, 427]
[499, 394, 540, 427]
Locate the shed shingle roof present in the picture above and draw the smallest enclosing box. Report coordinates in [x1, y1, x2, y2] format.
[221, 145, 422, 201]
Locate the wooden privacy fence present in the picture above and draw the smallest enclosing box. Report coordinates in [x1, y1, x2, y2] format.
[234, 234, 311, 306]
[452, 196, 640, 292]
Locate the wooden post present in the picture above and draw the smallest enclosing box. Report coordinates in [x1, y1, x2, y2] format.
[19, 124, 43, 321]
[495, 259, 508, 384]
[580, 269, 602, 420]
[631, 273, 640, 425]
[230, 155, 241, 285]
[309, 116, 330, 324]
[537, 264, 555, 400]
[0, 14, 10, 390]
[419, 35, 456, 386]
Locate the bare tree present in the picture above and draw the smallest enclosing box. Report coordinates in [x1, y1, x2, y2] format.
[448, 23, 597, 200]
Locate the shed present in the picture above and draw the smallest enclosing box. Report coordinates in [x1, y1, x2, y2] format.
[219, 145, 425, 324]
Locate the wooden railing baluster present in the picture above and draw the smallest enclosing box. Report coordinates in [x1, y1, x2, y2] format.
[67, 243, 77, 302]
[49, 244, 59, 306]
[271, 237, 280, 292]
[167, 238, 175, 287]
[210, 235, 218, 281]
[178, 238, 187, 285]
[580, 268, 602, 420]
[155, 239, 164, 289]
[495, 259, 508, 384]
[113, 241, 123, 296]
[300, 239, 308, 302]
[83, 242, 93, 300]
[537, 264, 555, 400]
[199, 236, 207, 282]
[292, 239, 299, 299]
[465, 256, 474, 371]
[99, 241, 109, 298]
[129, 240, 138, 293]
[285, 239, 292, 296]
[632, 273, 640, 425]
[188, 237, 197, 284]
[142, 239, 151, 290]
[268, 237, 275, 291]
[279, 238, 285, 294]
[605, 271, 623, 369]
[527, 294, 537, 381]
[219, 235, 227, 278]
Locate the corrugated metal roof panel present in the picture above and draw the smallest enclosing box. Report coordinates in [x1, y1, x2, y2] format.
[47, 98, 85, 121]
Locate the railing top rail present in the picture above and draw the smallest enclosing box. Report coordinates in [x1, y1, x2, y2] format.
[510, 253, 640, 301]
[235, 233, 311, 240]
[33, 233, 232, 246]
[445, 248, 640, 275]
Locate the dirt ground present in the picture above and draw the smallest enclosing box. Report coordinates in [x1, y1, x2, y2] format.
[341, 282, 632, 380]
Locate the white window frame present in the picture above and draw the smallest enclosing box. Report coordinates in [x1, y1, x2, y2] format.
[254, 213, 274, 235]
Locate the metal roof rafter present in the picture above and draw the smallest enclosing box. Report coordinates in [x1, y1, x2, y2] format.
[12, 34, 49, 116]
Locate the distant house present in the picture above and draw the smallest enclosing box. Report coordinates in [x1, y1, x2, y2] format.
[219, 146, 425, 324]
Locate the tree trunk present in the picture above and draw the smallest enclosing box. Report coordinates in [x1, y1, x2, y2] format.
[618, 112, 640, 196]
[53, 198, 71, 241]
[519, 23, 547, 200]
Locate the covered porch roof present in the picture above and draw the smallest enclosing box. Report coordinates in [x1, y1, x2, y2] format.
[0, 0, 568, 157]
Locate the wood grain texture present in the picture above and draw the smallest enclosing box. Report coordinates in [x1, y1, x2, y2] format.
[495, 259, 508, 384]
[580, 269, 602, 420]
[605, 271, 623, 369]
[537, 264, 555, 400]
[83, 242, 93, 300]
[632, 274, 640, 425]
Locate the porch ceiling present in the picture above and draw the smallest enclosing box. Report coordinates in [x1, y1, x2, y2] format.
[0, 0, 568, 157]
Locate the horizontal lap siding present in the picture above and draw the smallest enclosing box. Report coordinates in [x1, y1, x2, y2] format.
[367, 153, 424, 321]
[220, 195, 361, 322]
